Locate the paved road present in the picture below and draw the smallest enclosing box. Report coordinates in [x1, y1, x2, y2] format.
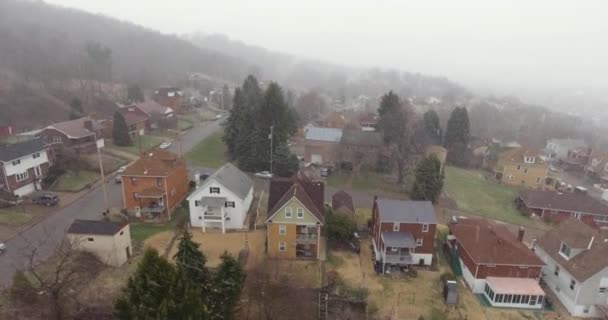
[0, 120, 223, 287]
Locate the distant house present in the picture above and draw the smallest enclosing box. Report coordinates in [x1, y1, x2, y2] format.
[119, 99, 175, 130]
[338, 129, 384, 170]
[187, 163, 254, 233]
[544, 139, 587, 162]
[0, 125, 16, 137]
[358, 112, 378, 132]
[494, 147, 548, 189]
[371, 198, 437, 270]
[116, 104, 149, 137]
[446, 217, 545, 309]
[516, 189, 608, 226]
[0, 138, 50, 197]
[39, 117, 105, 154]
[584, 151, 608, 182]
[534, 218, 608, 318]
[67, 219, 132, 267]
[120, 149, 188, 222]
[561, 146, 592, 172]
[153, 87, 184, 113]
[322, 111, 347, 129]
[266, 174, 325, 260]
[304, 127, 343, 165]
[332, 190, 354, 215]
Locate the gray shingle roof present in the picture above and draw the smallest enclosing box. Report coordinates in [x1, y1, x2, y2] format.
[305, 127, 343, 142]
[0, 138, 46, 162]
[67, 219, 126, 236]
[204, 163, 253, 200]
[382, 231, 416, 248]
[376, 199, 437, 224]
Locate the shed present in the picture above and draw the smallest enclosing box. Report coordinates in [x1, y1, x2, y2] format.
[443, 280, 458, 305]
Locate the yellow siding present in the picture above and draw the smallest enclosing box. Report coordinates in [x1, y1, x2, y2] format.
[501, 163, 548, 188]
[267, 223, 296, 259]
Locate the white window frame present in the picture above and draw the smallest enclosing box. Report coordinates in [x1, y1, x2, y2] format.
[570, 279, 576, 291]
[209, 187, 220, 194]
[297, 208, 304, 219]
[559, 242, 571, 258]
[279, 224, 286, 236]
[393, 223, 399, 232]
[416, 238, 423, 247]
[15, 171, 29, 182]
[422, 223, 429, 232]
[285, 207, 292, 218]
[53, 136, 62, 143]
[278, 241, 286, 252]
[34, 166, 42, 177]
[12, 159, 21, 166]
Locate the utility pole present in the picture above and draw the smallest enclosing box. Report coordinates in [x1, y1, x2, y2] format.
[95, 132, 109, 214]
[176, 116, 183, 157]
[269, 125, 274, 174]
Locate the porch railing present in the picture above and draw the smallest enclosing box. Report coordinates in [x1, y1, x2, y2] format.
[383, 252, 413, 265]
[296, 234, 318, 244]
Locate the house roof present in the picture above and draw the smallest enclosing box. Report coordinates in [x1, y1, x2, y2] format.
[536, 218, 608, 282]
[67, 219, 126, 236]
[154, 87, 183, 97]
[200, 196, 227, 207]
[519, 189, 608, 216]
[122, 112, 149, 127]
[450, 218, 544, 266]
[190, 163, 253, 200]
[46, 117, 103, 139]
[486, 277, 545, 296]
[382, 231, 416, 248]
[127, 99, 173, 116]
[0, 138, 46, 162]
[376, 199, 437, 224]
[267, 182, 325, 224]
[305, 127, 343, 142]
[340, 130, 383, 147]
[121, 149, 183, 177]
[267, 172, 324, 216]
[498, 147, 545, 165]
[332, 190, 354, 213]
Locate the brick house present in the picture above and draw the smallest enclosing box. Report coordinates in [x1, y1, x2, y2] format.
[357, 112, 377, 132]
[153, 87, 184, 113]
[338, 129, 385, 170]
[446, 217, 546, 309]
[38, 117, 105, 154]
[0, 138, 50, 197]
[304, 127, 342, 165]
[493, 147, 549, 189]
[117, 105, 149, 137]
[516, 189, 608, 226]
[370, 198, 437, 271]
[119, 99, 175, 130]
[120, 149, 188, 222]
[266, 173, 325, 260]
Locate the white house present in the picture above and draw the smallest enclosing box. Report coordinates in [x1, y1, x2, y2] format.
[0, 138, 50, 197]
[544, 139, 586, 161]
[535, 218, 608, 318]
[187, 163, 254, 233]
[67, 219, 132, 267]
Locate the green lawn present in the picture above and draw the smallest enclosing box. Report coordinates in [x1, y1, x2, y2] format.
[327, 171, 406, 195]
[108, 135, 169, 155]
[443, 166, 527, 225]
[0, 209, 33, 226]
[177, 116, 194, 131]
[52, 170, 100, 192]
[186, 129, 227, 169]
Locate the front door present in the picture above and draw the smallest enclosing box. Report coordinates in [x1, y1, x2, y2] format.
[126, 247, 131, 259]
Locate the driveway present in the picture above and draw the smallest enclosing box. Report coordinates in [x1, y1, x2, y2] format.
[0, 120, 223, 287]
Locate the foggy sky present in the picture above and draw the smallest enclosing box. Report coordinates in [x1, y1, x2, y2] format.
[45, 0, 608, 93]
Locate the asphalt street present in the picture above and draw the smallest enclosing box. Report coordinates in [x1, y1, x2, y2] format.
[0, 120, 223, 287]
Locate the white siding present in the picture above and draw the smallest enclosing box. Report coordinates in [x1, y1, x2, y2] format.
[411, 253, 433, 266]
[4, 150, 49, 176]
[67, 225, 132, 267]
[461, 257, 486, 293]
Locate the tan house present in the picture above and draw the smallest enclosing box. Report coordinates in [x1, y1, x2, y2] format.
[494, 148, 549, 188]
[266, 174, 325, 260]
[67, 219, 132, 267]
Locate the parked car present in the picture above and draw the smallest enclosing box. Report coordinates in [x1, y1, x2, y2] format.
[255, 171, 273, 179]
[214, 114, 223, 120]
[320, 167, 331, 177]
[0, 243, 6, 254]
[115, 166, 127, 183]
[159, 142, 172, 149]
[32, 193, 59, 206]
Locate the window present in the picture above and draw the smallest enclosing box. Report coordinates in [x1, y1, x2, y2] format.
[521, 295, 529, 304]
[600, 287, 608, 293]
[486, 264, 496, 268]
[225, 201, 235, 208]
[560, 242, 571, 258]
[516, 165, 521, 171]
[550, 210, 558, 215]
[209, 187, 220, 194]
[505, 294, 512, 303]
[156, 177, 163, 187]
[34, 166, 42, 177]
[53, 136, 62, 143]
[422, 224, 429, 232]
[297, 208, 304, 219]
[33, 153, 40, 159]
[524, 168, 528, 174]
[278, 241, 286, 252]
[120, 231, 124, 236]
[496, 294, 503, 303]
[15, 171, 28, 182]
[12, 159, 21, 166]
[416, 238, 423, 247]
[536, 177, 541, 184]
[279, 225, 286, 236]
[171, 188, 176, 196]
[198, 216, 202, 220]
[130, 177, 137, 185]
[554, 265, 560, 276]
[537, 296, 543, 305]
[285, 207, 292, 218]
[529, 295, 537, 305]
[514, 295, 521, 304]
[570, 279, 576, 290]
[194, 200, 201, 207]
[393, 223, 399, 232]
[133, 192, 139, 200]
[595, 215, 608, 223]
[87, 238, 94, 242]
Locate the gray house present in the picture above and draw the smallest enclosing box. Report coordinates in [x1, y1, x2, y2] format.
[534, 218, 608, 318]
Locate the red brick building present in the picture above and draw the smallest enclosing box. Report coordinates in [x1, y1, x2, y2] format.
[446, 217, 546, 309]
[120, 149, 188, 222]
[371, 198, 437, 271]
[516, 189, 608, 226]
[153, 87, 184, 113]
[38, 117, 105, 154]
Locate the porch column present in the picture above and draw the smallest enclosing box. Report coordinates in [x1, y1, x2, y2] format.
[317, 225, 321, 258]
[221, 207, 226, 234]
[202, 206, 206, 233]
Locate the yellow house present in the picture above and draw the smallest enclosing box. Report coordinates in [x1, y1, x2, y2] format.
[266, 181, 325, 260]
[494, 148, 548, 189]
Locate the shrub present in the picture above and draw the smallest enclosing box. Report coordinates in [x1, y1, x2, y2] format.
[326, 212, 356, 242]
[440, 271, 457, 283]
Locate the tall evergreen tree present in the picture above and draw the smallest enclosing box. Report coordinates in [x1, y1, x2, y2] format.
[174, 230, 210, 290]
[377, 91, 414, 183]
[221, 84, 232, 109]
[272, 143, 299, 177]
[112, 111, 132, 146]
[208, 252, 246, 320]
[444, 107, 471, 165]
[410, 155, 444, 203]
[68, 98, 83, 120]
[423, 109, 442, 145]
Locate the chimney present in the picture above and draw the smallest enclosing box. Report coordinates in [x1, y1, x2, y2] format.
[518, 226, 525, 242]
[83, 119, 93, 132]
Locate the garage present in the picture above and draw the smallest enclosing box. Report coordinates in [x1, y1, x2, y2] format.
[311, 154, 322, 164]
[13, 183, 35, 197]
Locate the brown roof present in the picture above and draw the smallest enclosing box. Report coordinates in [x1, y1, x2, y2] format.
[520, 189, 608, 216]
[47, 117, 103, 139]
[332, 190, 354, 213]
[340, 130, 383, 147]
[536, 218, 608, 282]
[267, 172, 325, 223]
[122, 149, 183, 177]
[122, 112, 149, 126]
[498, 147, 545, 165]
[450, 218, 544, 266]
[129, 99, 172, 116]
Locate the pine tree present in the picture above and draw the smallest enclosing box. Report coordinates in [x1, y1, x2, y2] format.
[411, 155, 444, 203]
[444, 107, 471, 165]
[377, 91, 414, 183]
[208, 252, 246, 320]
[223, 75, 261, 162]
[272, 143, 299, 177]
[112, 111, 132, 146]
[174, 230, 210, 289]
[68, 98, 83, 120]
[423, 110, 442, 145]
[222, 84, 232, 110]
